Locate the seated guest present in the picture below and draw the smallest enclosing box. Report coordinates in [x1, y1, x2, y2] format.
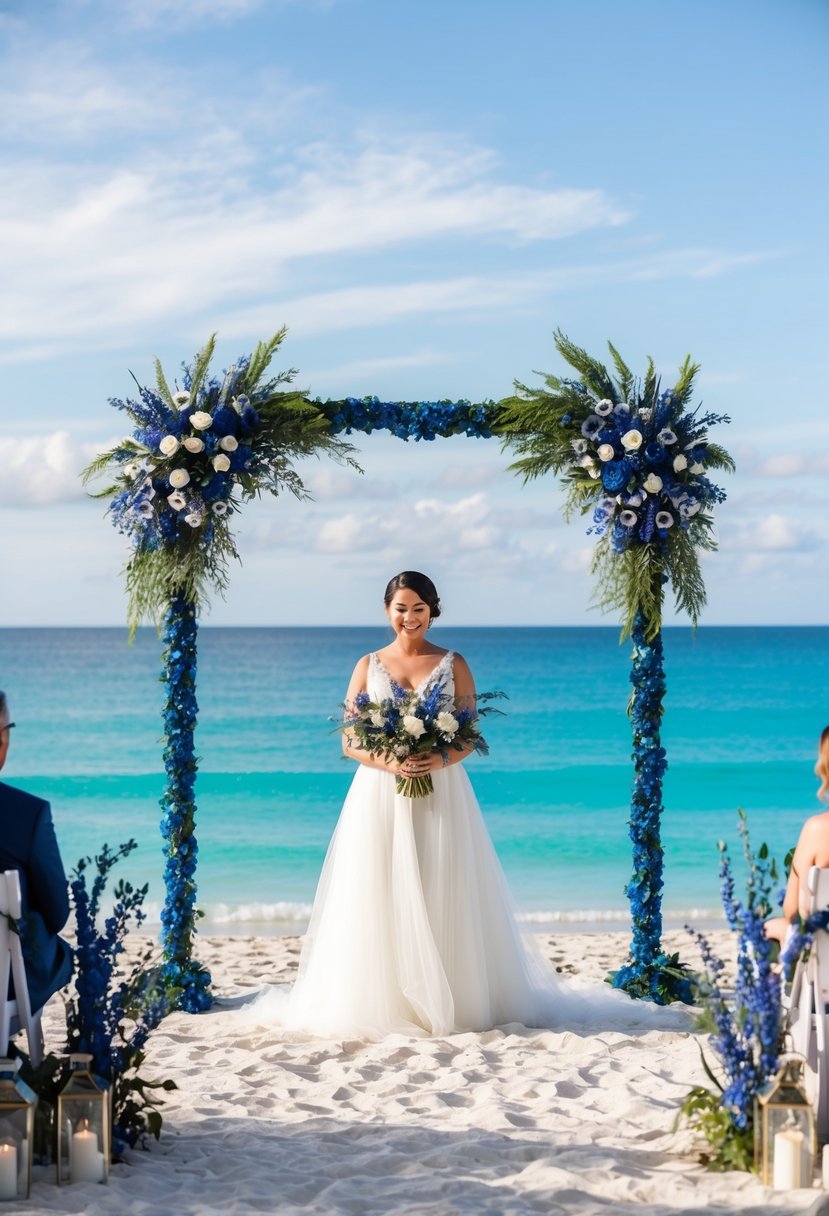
[766, 726, 829, 946]
[0, 690, 73, 1014]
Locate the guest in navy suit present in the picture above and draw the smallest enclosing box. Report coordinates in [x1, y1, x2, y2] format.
[0, 690, 73, 1013]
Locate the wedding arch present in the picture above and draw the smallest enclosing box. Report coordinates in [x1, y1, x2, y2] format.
[85, 328, 732, 1011]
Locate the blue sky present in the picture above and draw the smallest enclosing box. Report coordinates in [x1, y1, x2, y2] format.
[1, 0, 827, 626]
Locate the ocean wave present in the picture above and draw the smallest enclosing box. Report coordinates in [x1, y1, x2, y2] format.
[516, 908, 722, 924]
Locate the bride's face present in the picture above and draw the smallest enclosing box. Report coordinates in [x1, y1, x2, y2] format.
[386, 588, 430, 638]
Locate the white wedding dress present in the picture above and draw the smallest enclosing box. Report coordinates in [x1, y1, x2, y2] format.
[245, 651, 686, 1039]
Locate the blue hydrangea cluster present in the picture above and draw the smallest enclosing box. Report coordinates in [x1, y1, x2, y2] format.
[561, 391, 729, 552]
[687, 818, 782, 1130]
[107, 360, 261, 549]
[68, 841, 171, 1147]
[325, 397, 496, 442]
[611, 612, 693, 1003]
[158, 594, 212, 1013]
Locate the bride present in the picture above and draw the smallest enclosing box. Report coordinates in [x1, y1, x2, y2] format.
[247, 570, 681, 1040]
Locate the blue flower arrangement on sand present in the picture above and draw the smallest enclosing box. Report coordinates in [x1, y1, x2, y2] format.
[500, 330, 734, 1003]
[84, 331, 357, 1010]
[680, 812, 783, 1170]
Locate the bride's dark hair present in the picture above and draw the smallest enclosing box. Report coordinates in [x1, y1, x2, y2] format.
[383, 571, 442, 620]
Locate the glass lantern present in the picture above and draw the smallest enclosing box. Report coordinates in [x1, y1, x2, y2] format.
[56, 1054, 110, 1185]
[0, 1057, 37, 1201]
[755, 1056, 817, 1189]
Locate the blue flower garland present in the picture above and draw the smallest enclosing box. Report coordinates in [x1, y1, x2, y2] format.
[158, 593, 212, 1012]
[322, 397, 498, 441]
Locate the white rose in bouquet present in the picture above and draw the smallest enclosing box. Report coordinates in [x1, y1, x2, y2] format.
[643, 473, 663, 494]
[436, 711, 459, 737]
[190, 411, 213, 430]
[212, 453, 231, 472]
[673, 453, 688, 472]
[621, 429, 643, 451]
[183, 436, 205, 454]
[369, 711, 385, 728]
[159, 435, 180, 456]
[403, 715, 426, 738]
[169, 468, 190, 489]
[597, 443, 615, 462]
[219, 436, 238, 452]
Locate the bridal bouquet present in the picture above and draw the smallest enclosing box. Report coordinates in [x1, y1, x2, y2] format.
[342, 682, 504, 798]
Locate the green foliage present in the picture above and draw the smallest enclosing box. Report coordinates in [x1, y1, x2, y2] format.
[677, 1085, 755, 1172]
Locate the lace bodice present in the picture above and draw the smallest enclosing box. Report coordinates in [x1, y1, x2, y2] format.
[367, 650, 455, 702]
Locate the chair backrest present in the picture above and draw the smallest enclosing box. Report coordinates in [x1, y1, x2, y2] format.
[0, 872, 11, 1021]
[807, 866, 829, 1006]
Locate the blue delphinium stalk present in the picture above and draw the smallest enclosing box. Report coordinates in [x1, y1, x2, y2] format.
[158, 593, 212, 1012]
[325, 397, 497, 442]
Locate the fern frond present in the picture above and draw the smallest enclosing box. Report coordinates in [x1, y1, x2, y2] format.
[246, 327, 288, 391]
[607, 341, 634, 401]
[553, 328, 616, 399]
[673, 355, 700, 403]
[154, 358, 175, 407]
[187, 334, 217, 403]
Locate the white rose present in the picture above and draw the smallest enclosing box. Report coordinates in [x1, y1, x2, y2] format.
[219, 435, 238, 452]
[183, 436, 205, 454]
[369, 711, 385, 728]
[167, 490, 187, 510]
[169, 468, 190, 489]
[673, 454, 688, 472]
[597, 443, 615, 462]
[690, 461, 705, 475]
[212, 453, 231, 473]
[172, 390, 191, 408]
[643, 473, 663, 494]
[402, 715, 426, 738]
[436, 711, 459, 736]
[621, 429, 643, 451]
[190, 411, 213, 431]
[159, 435, 180, 457]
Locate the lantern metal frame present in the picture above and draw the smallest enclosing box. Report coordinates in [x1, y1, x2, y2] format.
[755, 1055, 817, 1189]
[56, 1053, 111, 1186]
[0, 1057, 37, 1201]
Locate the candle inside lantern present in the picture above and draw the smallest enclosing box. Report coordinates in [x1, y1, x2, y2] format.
[773, 1125, 804, 1190]
[71, 1122, 104, 1184]
[0, 1143, 17, 1201]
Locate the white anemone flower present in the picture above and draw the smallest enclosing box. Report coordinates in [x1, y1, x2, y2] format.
[403, 715, 426, 738]
[643, 473, 663, 494]
[169, 468, 190, 489]
[673, 453, 688, 472]
[159, 435, 180, 457]
[167, 490, 187, 511]
[597, 443, 615, 462]
[172, 390, 191, 408]
[571, 438, 589, 455]
[219, 435, 238, 452]
[684, 501, 702, 517]
[621, 429, 643, 451]
[123, 462, 140, 480]
[212, 453, 231, 473]
[212, 501, 229, 516]
[183, 436, 205, 454]
[655, 511, 675, 529]
[190, 411, 213, 431]
[580, 415, 602, 438]
[184, 511, 204, 529]
[657, 428, 677, 445]
[627, 491, 644, 507]
[638, 408, 653, 422]
[619, 509, 638, 527]
[595, 399, 614, 417]
[137, 500, 155, 518]
[614, 402, 631, 415]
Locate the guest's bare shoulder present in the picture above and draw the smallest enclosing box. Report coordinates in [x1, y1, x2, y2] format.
[798, 811, 829, 845]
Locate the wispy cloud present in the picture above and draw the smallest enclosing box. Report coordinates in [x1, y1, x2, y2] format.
[0, 431, 99, 506]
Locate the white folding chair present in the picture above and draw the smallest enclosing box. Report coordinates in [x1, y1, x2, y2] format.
[0, 870, 44, 1068]
[785, 865, 829, 1138]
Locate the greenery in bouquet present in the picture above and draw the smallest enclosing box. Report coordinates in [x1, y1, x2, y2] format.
[499, 328, 734, 639]
[83, 329, 358, 631]
[341, 680, 505, 798]
[678, 811, 783, 1171]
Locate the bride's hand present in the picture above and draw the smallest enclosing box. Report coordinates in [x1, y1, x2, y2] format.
[396, 753, 439, 779]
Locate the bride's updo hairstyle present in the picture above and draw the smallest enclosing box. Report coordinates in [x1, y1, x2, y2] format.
[383, 571, 442, 621]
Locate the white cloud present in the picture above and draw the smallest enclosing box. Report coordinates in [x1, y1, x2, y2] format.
[754, 452, 829, 478]
[307, 467, 396, 502]
[0, 431, 100, 506]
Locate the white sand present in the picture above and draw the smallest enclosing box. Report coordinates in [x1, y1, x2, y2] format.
[25, 930, 826, 1215]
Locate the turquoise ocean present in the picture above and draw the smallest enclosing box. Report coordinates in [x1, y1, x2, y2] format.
[1, 626, 826, 934]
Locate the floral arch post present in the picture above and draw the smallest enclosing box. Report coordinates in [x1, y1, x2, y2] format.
[500, 330, 734, 1004]
[85, 331, 499, 1012]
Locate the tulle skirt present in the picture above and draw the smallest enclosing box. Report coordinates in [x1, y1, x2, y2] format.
[250, 764, 605, 1039]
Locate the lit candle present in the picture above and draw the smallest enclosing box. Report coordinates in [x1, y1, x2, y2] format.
[71, 1124, 104, 1184]
[773, 1126, 804, 1190]
[0, 1143, 17, 1201]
